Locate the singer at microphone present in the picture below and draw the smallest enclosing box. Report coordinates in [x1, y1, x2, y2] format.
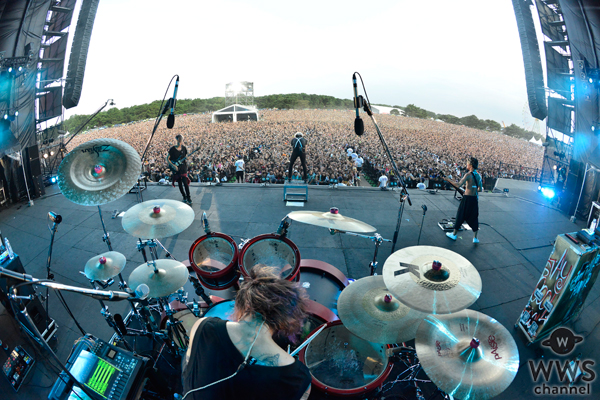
[167, 134, 192, 205]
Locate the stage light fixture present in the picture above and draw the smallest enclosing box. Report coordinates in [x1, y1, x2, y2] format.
[541, 187, 555, 199]
[14, 111, 18, 117]
[7, 67, 12, 73]
[43, 153, 48, 158]
[50, 151, 54, 156]
[3, 114, 7, 120]
[18, 66, 22, 72]
[50, 176, 57, 184]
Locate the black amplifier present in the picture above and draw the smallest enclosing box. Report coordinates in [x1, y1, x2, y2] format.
[48, 335, 147, 400]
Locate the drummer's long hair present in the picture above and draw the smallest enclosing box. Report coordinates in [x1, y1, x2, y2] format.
[234, 264, 308, 338]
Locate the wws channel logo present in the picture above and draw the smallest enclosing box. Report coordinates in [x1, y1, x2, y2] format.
[529, 327, 595, 395]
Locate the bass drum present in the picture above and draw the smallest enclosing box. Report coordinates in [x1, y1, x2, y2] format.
[298, 320, 393, 398]
[299, 259, 349, 316]
[189, 232, 240, 290]
[238, 234, 301, 282]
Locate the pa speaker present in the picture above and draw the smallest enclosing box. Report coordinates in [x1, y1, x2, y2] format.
[63, 0, 100, 109]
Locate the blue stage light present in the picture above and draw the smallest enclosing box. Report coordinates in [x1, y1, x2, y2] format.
[14, 111, 18, 117]
[50, 176, 57, 184]
[541, 187, 555, 199]
[7, 67, 12, 73]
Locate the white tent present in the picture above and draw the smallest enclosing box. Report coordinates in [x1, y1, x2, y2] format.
[212, 104, 259, 122]
[529, 136, 543, 146]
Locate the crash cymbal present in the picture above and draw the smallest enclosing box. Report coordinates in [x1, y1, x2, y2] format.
[58, 138, 142, 206]
[287, 208, 375, 233]
[128, 259, 189, 298]
[84, 251, 126, 281]
[416, 310, 520, 400]
[382, 246, 481, 314]
[337, 275, 428, 344]
[122, 199, 194, 239]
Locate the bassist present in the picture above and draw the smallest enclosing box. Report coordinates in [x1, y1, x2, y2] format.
[168, 134, 192, 204]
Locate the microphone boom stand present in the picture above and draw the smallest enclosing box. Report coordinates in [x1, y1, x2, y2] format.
[361, 103, 412, 253]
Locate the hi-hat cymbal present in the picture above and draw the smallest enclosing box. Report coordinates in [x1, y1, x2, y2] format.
[382, 246, 481, 314]
[122, 199, 194, 239]
[416, 310, 520, 400]
[287, 208, 375, 233]
[58, 138, 142, 206]
[84, 251, 126, 281]
[128, 259, 189, 298]
[337, 275, 428, 344]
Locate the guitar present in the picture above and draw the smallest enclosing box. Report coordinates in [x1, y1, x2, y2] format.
[439, 172, 465, 196]
[169, 146, 202, 173]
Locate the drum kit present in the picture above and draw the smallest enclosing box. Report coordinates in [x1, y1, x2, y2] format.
[52, 138, 519, 399]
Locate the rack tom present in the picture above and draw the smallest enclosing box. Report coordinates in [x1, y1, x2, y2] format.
[238, 234, 301, 281]
[189, 232, 240, 290]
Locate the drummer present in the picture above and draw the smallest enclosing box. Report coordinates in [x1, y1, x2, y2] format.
[181, 264, 312, 400]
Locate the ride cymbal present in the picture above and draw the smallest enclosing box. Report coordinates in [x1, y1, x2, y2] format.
[84, 251, 126, 281]
[288, 208, 375, 233]
[382, 246, 481, 314]
[128, 259, 189, 298]
[58, 138, 142, 206]
[416, 310, 520, 400]
[337, 275, 428, 344]
[122, 199, 194, 239]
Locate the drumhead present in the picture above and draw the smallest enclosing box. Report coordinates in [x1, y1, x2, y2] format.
[190, 234, 237, 277]
[204, 299, 237, 321]
[240, 235, 300, 280]
[304, 321, 391, 392]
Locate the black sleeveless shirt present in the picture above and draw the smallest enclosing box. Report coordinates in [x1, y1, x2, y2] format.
[182, 318, 311, 400]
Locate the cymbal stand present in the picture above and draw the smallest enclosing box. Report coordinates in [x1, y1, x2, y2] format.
[98, 205, 128, 289]
[85, 276, 133, 351]
[353, 73, 412, 254]
[329, 229, 392, 275]
[159, 296, 188, 356]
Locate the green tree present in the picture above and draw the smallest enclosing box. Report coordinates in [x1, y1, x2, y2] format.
[404, 104, 428, 119]
[390, 109, 400, 116]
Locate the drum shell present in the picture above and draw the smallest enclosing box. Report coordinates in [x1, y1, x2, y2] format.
[189, 232, 240, 290]
[299, 259, 349, 316]
[238, 234, 301, 282]
[298, 320, 394, 397]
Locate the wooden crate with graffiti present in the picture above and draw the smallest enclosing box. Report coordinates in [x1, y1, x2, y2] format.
[516, 233, 600, 343]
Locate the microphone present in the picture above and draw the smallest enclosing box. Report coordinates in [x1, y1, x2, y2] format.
[134, 283, 150, 300]
[113, 313, 128, 337]
[202, 212, 211, 234]
[276, 216, 290, 237]
[353, 73, 364, 136]
[48, 211, 62, 224]
[166, 76, 179, 129]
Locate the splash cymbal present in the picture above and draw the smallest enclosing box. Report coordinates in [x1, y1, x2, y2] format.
[382, 246, 481, 314]
[84, 251, 126, 281]
[128, 259, 189, 298]
[287, 208, 375, 233]
[122, 199, 194, 239]
[58, 138, 142, 206]
[337, 275, 428, 344]
[416, 310, 520, 400]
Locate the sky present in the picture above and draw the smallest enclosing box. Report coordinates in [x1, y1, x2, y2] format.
[64, 0, 537, 130]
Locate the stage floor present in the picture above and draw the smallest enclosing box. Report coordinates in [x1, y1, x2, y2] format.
[0, 180, 598, 399]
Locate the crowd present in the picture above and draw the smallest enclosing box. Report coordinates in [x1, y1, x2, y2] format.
[66, 109, 544, 186]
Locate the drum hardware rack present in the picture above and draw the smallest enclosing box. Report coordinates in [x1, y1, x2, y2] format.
[329, 229, 392, 276]
[382, 345, 454, 400]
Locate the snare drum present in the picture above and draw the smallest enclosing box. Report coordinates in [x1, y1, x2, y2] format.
[189, 232, 240, 290]
[298, 320, 393, 397]
[299, 259, 349, 316]
[238, 234, 301, 281]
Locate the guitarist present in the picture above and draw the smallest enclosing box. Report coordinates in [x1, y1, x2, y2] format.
[168, 134, 192, 204]
[445, 157, 482, 243]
